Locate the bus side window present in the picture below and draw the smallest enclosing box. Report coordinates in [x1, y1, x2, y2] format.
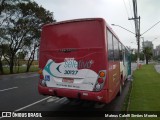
[107, 30, 114, 61]
[119, 43, 123, 61]
[113, 36, 120, 61]
[122, 45, 125, 65]
[125, 48, 128, 62]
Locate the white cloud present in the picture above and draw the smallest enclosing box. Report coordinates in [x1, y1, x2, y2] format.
[34, 0, 160, 48]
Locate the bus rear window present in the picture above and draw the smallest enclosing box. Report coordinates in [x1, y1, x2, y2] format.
[41, 20, 104, 50]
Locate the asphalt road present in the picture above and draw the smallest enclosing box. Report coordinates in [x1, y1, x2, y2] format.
[0, 63, 137, 120]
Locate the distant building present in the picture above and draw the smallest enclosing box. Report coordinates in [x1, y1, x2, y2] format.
[155, 45, 160, 56]
[142, 40, 154, 55]
[142, 40, 153, 49]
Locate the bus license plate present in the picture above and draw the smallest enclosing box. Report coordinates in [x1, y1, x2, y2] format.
[62, 78, 74, 83]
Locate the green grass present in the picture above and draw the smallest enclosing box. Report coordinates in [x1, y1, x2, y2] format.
[128, 64, 160, 120]
[3, 65, 39, 74]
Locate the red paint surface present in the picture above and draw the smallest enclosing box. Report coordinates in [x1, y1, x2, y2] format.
[38, 18, 121, 103]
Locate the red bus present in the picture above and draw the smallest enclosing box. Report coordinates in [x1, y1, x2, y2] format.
[38, 18, 131, 103]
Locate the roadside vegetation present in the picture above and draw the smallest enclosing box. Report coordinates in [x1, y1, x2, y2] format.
[124, 64, 160, 120]
[2, 60, 38, 74]
[129, 64, 160, 111]
[0, 0, 55, 75]
[3, 65, 39, 74]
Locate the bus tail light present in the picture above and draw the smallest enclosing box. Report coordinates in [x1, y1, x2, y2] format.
[99, 71, 105, 77]
[40, 74, 44, 79]
[38, 69, 46, 87]
[97, 78, 104, 84]
[38, 69, 43, 74]
[94, 70, 106, 91]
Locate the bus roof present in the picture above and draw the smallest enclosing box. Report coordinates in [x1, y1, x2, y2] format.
[42, 18, 127, 51]
[43, 17, 120, 38]
[42, 18, 105, 27]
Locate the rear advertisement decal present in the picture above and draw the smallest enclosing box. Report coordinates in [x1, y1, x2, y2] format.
[64, 58, 94, 69]
[43, 59, 98, 91]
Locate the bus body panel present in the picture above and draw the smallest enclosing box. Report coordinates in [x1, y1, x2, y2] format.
[108, 61, 120, 101]
[39, 18, 110, 103]
[38, 85, 109, 103]
[38, 18, 130, 103]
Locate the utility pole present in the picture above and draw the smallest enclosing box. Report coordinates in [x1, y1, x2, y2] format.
[129, 0, 141, 69]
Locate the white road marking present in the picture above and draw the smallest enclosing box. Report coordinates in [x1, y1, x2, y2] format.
[0, 87, 18, 92]
[14, 96, 52, 112]
[47, 97, 59, 103]
[55, 97, 66, 103]
[59, 97, 68, 104]
[46, 97, 67, 103]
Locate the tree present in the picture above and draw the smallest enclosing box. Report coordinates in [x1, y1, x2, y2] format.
[0, 1, 29, 73]
[0, 0, 13, 74]
[17, 51, 27, 60]
[131, 52, 137, 62]
[0, 43, 10, 74]
[18, 2, 54, 72]
[0, 1, 54, 73]
[143, 47, 153, 64]
[26, 43, 39, 72]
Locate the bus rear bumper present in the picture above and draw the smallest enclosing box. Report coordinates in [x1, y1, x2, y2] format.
[38, 84, 109, 103]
